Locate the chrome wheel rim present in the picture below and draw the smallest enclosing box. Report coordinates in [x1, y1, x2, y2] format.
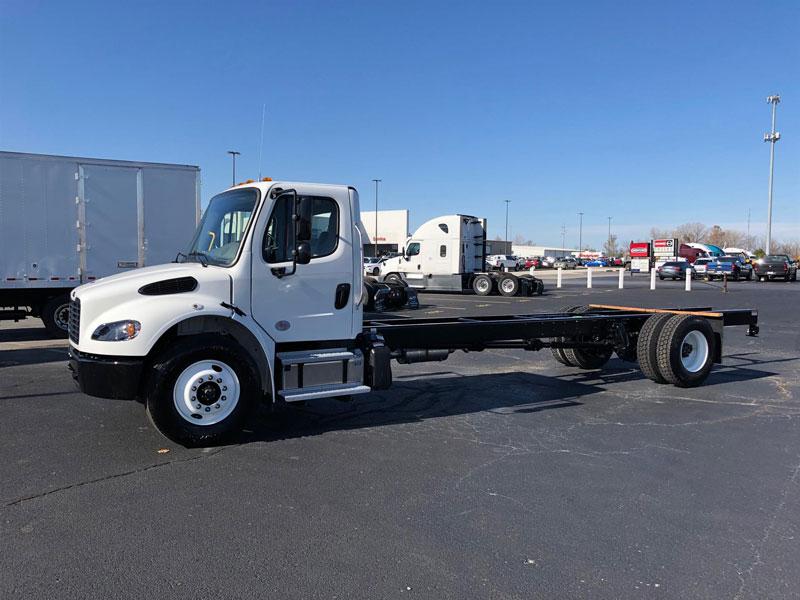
[680, 330, 708, 373]
[476, 278, 490, 293]
[173, 360, 240, 426]
[500, 278, 515, 293]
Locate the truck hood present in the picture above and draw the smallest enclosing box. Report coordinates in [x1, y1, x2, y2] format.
[72, 262, 231, 304]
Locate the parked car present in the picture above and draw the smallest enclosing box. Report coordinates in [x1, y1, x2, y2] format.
[554, 257, 577, 269]
[523, 257, 541, 269]
[586, 258, 608, 267]
[706, 256, 753, 281]
[363, 257, 383, 276]
[486, 255, 517, 271]
[658, 261, 694, 280]
[754, 254, 797, 282]
[693, 257, 713, 277]
[540, 256, 557, 268]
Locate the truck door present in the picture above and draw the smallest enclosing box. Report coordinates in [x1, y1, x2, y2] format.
[397, 240, 426, 285]
[250, 186, 354, 343]
[79, 164, 140, 281]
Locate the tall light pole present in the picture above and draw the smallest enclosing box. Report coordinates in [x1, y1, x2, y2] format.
[227, 151, 240, 186]
[561, 225, 566, 248]
[764, 94, 781, 254]
[578, 212, 584, 257]
[607, 216, 612, 253]
[504, 200, 511, 252]
[372, 179, 381, 257]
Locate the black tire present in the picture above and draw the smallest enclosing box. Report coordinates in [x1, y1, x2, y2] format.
[550, 305, 583, 366]
[563, 306, 613, 369]
[785, 274, 791, 282]
[41, 294, 71, 339]
[636, 313, 674, 384]
[746, 270, 753, 281]
[655, 315, 716, 388]
[384, 273, 405, 286]
[535, 279, 544, 295]
[497, 273, 520, 297]
[372, 267, 380, 276]
[659, 276, 664, 280]
[733, 270, 740, 282]
[792, 271, 797, 282]
[145, 335, 260, 446]
[473, 274, 493, 296]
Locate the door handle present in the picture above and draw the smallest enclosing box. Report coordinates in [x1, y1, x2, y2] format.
[335, 283, 350, 309]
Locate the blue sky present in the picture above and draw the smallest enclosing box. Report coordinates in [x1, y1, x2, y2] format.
[2, 0, 798, 249]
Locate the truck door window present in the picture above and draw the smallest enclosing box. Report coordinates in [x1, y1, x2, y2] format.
[407, 242, 420, 257]
[263, 195, 339, 263]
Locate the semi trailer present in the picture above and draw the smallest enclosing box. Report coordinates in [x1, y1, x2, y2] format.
[0, 151, 200, 337]
[378, 214, 544, 296]
[67, 180, 759, 446]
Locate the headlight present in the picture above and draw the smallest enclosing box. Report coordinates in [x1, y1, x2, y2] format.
[92, 320, 141, 341]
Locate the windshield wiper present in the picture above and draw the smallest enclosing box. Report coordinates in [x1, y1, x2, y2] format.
[173, 252, 187, 263]
[187, 251, 209, 267]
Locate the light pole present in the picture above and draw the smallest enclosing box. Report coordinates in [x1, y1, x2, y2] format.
[764, 94, 781, 254]
[227, 151, 240, 186]
[578, 212, 584, 257]
[372, 179, 381, 257]
[504, 200, 511, 252]
[561, 225, 566, 248]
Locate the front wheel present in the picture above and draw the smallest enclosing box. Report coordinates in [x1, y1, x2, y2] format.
[472, 274, 493, 296]
[384, 273, 405, 286]
[145, 335, 260, 446]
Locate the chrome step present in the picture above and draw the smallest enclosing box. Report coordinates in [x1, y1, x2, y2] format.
[276, 348, 356, 365]
[280, 383, 371, 403]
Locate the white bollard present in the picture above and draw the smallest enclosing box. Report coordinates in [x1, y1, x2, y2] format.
[587, 267, 593, 289]
[650, 268, 656, 290]
[618, 268, 624, 289]
[557, 267, 563, 288]
[685, 270, 692, 291]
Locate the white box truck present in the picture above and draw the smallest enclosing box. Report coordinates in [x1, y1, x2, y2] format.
[0, 151, 200, 336]
[378, 214, 543, 296]
[66, 180, 759, 446]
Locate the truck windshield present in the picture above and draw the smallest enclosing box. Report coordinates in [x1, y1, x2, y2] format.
[185, 188, 258, 266]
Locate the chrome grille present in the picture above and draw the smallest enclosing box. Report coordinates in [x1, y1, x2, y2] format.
[68, 298, 80, 344]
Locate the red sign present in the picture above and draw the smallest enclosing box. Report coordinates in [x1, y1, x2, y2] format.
[630, 242, 650, 258]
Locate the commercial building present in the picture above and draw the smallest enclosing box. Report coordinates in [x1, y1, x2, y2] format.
[512, 245, 580, 258]
[361, 209, 409, 256]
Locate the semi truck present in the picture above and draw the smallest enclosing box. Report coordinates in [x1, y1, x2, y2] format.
[67, 180, 760, 446]
[378, 214, 544, 296]
[0, 151, 201, 337]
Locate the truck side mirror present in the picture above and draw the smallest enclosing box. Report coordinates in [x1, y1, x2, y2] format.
[296, 197, 313, 241]
[296, 242, 311, 265]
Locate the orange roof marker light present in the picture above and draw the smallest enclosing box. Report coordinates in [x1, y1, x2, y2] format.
[262, 177, 272, 182]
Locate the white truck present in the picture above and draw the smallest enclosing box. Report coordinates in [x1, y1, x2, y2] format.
[378, 214, 543, 296]
[0, 151, 200, 337]
[67, 180, 760, 446]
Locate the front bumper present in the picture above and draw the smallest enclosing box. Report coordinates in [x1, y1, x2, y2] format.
[68, 347, 144, 400]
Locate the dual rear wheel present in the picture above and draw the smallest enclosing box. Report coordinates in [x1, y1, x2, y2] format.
[637, 314, 715, 387]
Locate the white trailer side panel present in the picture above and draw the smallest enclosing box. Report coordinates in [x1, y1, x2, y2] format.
[142, 167, 200, 266]
[0, 154, 79, 286]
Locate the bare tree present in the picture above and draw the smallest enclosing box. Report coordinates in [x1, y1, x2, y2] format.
[673, 222, 709, 243]
[649, 227, 673, 240]
[603, 234, 620, 257]
[513, 234, 526, 245]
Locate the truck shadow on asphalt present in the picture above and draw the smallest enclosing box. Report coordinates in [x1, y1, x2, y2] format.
[0, 347, 68, 367]
[0, 326, 54, 343]
[232, 359, 779, 445]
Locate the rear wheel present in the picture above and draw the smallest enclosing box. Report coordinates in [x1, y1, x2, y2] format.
[655, 315, 716, 388]
[563, 306, 613, 369]
[550, 305, 582, 366]
[636, 313, 674, 384]
[472, 274, 493, 296]
[498, 274, 519, 297]
[145, 335, 260, 446]
[41, 294, 71, 339]
[385, 273, 405, 286]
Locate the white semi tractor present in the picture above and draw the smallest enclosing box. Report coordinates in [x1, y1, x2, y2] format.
[0, 151, 200, 337]
[378, 214, 543, 296]
[67, 180, 759, 446]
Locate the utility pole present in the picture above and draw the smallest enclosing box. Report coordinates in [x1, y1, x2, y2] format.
[504, 200, 511, 253]
[578, 212, 584, 258]
[561, 224, 566, 248]
[372, 179, 381, 257]
[227, 151, 240, 186]
[607, 216, 612, 253]
[747, 208, 751, 238]
[764, 94, 781, 254]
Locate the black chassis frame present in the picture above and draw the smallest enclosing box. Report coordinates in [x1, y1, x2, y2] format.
[364, 305, 759, 363]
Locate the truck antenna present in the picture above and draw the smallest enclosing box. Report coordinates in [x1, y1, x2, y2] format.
[258, 103, 266, 181]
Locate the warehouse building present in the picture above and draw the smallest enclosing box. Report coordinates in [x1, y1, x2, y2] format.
[361, 209, 409, 257]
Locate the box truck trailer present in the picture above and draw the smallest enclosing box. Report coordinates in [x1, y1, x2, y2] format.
[67, 180, 759, 446]
[0, 151, 200, 337]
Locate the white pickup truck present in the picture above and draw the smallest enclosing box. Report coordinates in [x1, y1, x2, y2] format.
[68, 180, 760, 446]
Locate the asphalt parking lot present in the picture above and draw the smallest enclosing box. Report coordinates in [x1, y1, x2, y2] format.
[2, 273, 799, 599]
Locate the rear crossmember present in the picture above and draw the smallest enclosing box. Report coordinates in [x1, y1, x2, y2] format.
[362, 304, 759, 389]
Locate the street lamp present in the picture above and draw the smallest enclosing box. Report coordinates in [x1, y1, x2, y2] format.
[372, 179, 381, 257]
[607, 216, 612, 253]
[227, 151, 240, 186]
[561, 225, 566, 248]
[764, 94, 781, 254]
[504, 200, 511, 252]
[578, 212, 584, 258]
